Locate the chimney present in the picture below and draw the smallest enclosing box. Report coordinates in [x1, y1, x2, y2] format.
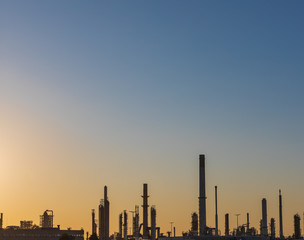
[262, 198, 268, 236]
[279, 190, 284, 239]
[199, 154, 206, 236]
[215, 186, 218, 236]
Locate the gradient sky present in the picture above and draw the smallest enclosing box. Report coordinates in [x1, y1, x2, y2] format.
[1, 0, 304, 237]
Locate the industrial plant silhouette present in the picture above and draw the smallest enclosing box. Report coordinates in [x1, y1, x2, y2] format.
[0, 155, 302, 240]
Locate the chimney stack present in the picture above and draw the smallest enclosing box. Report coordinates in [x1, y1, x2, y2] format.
[215, 186, 218, 236]
[279, 190, 284, 239]
[262, 198, 268, 237]
[199, 155, 207, 236]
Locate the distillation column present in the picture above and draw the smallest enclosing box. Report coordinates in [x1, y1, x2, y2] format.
[119, 213, 123, 238]
[225, 213, 229, 236]
[279, 190, 284, 239]
[151, 206, 156, 240]
[99, 200, 105, 240]
[262, 198, 268, 237]
[124, 211, 128, 240]
[104, 186, 110, 240]
[199, 154, 206, 236]
[142, 183, 149, 238]
[215, 186, 218, 236]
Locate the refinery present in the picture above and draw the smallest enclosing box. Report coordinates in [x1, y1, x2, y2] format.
[0, 155, 303, 240]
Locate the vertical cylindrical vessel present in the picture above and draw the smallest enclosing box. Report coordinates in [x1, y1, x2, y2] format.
[215, 186, 218, 236]
[279, 190, 284, 239]
[262, 198, 268, 236]
[124, 210, 128, 240]
[99, 200, 105, 240]
[119, 213, 123, 238]
[294, 214, 301, 239]
[199, 154, 206, 236]
[151, 206, 156, 240]
[191, 212, 198, 235]
[225, 213, 229, 236]
[135, 206, 139, 238]
[104, 186, 110, 240]
[247, 213, 250, 233]
[142, 183, 149, 238]
[270, 218, 275, 240]
[92, 209, 96, 235]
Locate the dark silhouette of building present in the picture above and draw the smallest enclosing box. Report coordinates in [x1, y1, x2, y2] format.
[99, 186, 110, 240]
[215, 186, 218, 236]
[92, 209, 97, 236]
[191, 212, 198, 236]
[225, 213, 229, 236]
[142, 183, 149, 238]
[0, 226, 83, 240]
[270, 218, 275, 240]
[279, 190, 284, 239]
[20, 221, 33, 229]
[151, 206, 156, 240]
[118, 213, 123, 239]
[123, 210, 128, 240]
[0, 213, 3, 229]
[40, 210, 53, 228]
[294, 214, 301, 239]
[199, 154, 206, 236]
[262, 199, 268, 237]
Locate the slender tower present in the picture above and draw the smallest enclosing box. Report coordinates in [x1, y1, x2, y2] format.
[199, 154, 206, 236]
[119, 213, 123, 238]
[225, 214, 229, 236]
[124, 210, 128, 240]
[104, 186, 110, 240]
[142, 183, 149, 238]
[262, 198, 268, 237]
[151, 206, 156, 240]
[99, 200, 105, 240]
[215, 186, 218, 236]
[279, 190, 284, 239]
[92, 209, 97, 235]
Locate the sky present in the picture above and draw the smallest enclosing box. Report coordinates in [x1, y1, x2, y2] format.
[0, 0, 304, 237]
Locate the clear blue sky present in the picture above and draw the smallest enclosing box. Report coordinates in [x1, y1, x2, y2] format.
[1, 0, 303, 236]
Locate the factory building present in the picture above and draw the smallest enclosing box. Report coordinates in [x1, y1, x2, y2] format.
[0, 211, 84, 240]
[0, 228, 84, 240]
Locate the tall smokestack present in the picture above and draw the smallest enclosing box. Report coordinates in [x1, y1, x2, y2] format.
[279, 190, 284, 239]
[215, 186, 218, 236]
[262, 198, 268, 237]
[104, 186, 110, 240]
[225, 213, 229, 236]
[142, 183, 149, 238]
[247, 213, 250, 233]
[199, 154, 206, 236]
